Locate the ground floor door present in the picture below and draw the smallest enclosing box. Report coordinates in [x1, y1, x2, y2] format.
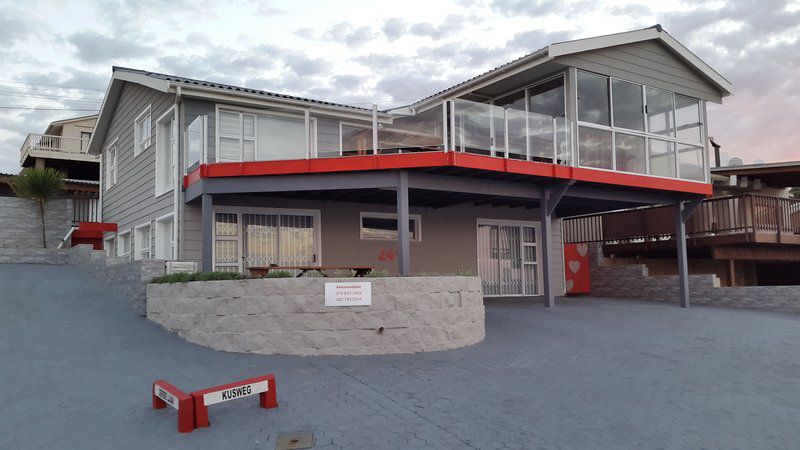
[477, 219, 541, 297]
[212, 207, 320, 273]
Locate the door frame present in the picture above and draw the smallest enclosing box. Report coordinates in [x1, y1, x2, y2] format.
[476, 218, 543, 297]
[212, 206, 322, 273]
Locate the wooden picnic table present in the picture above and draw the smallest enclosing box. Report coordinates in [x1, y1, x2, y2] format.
[248, 266, 373, 278]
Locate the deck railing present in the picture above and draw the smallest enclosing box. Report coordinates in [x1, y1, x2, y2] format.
[563, 194, 800, 245]
[21, 133, 93, 154]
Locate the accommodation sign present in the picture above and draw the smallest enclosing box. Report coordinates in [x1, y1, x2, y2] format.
[203, 380, 269, 406]
[325, 282, 372, 306]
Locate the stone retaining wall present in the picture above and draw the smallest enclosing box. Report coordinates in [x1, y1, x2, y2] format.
[68, 244, 165, 315]
[0, 247, 67, 264]
[147, 277, 485, 356]
[588, 245, 800, 313]
[0, 197, 72, 249]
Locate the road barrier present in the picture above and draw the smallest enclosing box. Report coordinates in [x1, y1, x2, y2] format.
[190, 373, 278, 428]
[152, 380, 194, 433]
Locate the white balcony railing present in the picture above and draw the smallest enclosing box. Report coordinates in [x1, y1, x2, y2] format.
[20, 133, 96, 164]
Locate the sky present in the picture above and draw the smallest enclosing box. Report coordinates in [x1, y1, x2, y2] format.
[0, 0, 798, 173]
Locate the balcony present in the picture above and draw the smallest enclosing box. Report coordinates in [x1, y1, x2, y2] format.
[564, 194, 800, 251]
[20, 133, 98, 165]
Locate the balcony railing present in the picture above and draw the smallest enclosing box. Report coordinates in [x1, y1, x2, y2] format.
[20, 133, 95, 163]
[563, 194, 800, 246]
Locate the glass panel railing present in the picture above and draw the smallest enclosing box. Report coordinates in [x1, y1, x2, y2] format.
[453, 99, 504, 156]
[379, 105, 444, 154]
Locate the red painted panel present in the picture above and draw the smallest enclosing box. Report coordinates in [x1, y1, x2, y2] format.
[563, 243, 590, 294]
[77, 222, 117, 232]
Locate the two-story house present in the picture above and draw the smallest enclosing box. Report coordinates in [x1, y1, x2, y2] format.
[87, 25, 731, 307]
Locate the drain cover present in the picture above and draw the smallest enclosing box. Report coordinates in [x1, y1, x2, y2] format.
[276, 431, 315, 449]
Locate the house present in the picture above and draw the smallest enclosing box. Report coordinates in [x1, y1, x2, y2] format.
[20, 114, 99, 182]
[86, 25, 731, 307]
[565, 160, 800, 287]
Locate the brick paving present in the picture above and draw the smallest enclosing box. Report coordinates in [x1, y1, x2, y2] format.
[1, 263, 799, 449]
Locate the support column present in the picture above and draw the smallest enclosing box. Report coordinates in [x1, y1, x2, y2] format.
[201, 194, 213, 272]
[396, 171, 410, 276]
[676, 198, 702, 308]
[539, 199, 555, 308]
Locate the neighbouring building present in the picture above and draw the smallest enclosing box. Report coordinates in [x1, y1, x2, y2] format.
[87, 25, 731, 307]
[565, 161, 800, 287]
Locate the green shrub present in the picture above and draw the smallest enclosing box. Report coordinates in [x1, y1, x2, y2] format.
[264, 270, 293, 278]
[366, 269, 389, 277]
[151, 271, 241, 284]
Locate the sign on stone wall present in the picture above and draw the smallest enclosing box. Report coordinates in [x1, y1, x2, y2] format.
[165, 261, 198, 274]
[324, 282, 372, 306]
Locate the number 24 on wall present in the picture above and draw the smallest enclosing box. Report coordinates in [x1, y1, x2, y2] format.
[378, 248, 396, 261]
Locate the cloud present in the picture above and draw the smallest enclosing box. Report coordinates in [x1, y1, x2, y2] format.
[382, 18, 407, 41]
[489, 0, 562, 17]
[67, 31, 154, 64]
[323, 22, 376, 47]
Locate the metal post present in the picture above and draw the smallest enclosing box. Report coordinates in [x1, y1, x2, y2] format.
[201, 194, 213, 272]
[539, 188, 555, 308]
[396, 171, 411, 276]
[372, 104, 378, 155]
[304, 108, 311, 158]
[676, 200, 690, 308]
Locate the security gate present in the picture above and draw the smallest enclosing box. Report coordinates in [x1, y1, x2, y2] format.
[477, 219, 541, 297]
[213, 208, 320, 273]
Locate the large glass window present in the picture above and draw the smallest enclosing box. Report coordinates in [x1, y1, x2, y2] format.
[612, 79, 644, 131]
[529, 77, 565, 118]
[648, 139, 676, 178]
[186, 115, 205, 173]
[678, 144, 705, 181]
[218, 109, 312, 162]
[577, 71, 610, 126]
[675, 95, 702, 144]
[615, 133, 646, 174]
[578, 126, 612, 169]
[645, 87, 675, 137]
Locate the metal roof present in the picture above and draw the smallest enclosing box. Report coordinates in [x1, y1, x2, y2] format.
[112, 67, 374, 112]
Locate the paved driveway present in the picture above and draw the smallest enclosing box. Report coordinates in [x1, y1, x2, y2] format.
[1, 263, 799, 449]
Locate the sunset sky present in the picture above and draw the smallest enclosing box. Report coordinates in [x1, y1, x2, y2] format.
[0, 0, 797, 173]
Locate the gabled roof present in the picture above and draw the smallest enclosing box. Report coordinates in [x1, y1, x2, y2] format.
[44, 114, 97, 135]
[397, 25, 732, 112]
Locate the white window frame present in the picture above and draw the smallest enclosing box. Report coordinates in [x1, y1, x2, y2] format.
[134, 105, 153, 156]
[134, 223, 151, 260]
[105, 138, 118, 190]
[185, 115, 208, 172]
[215, 105, 318, 163]
[155, 106, 177, 197]
[154, 213, 175, 260]
[212, 206, 322, 273]
[574, 69, 708, 183]
[117, 229, 131, 260]
[103, 235, 115, 258]
[359, 212, 422, 242]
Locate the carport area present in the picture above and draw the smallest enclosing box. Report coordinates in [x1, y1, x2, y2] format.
[2, 263, 799, 449]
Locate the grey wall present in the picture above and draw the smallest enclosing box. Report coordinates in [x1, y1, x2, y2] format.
[554, 40, 724, 102]
[183, 196, 566, 295]
[0, 197, 72, 249]
[101, 82, 176, 250]
[148, 276, 485, 356]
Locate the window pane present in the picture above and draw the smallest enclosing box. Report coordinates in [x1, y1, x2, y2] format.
[256, 115, 306, 160]
[219, 111, 240, 135]
[675, 95, 702, 144]
[678, 144, 705, 181]
[649, 139, 676, 178]
[215, 213, 238, 236]
[529, 77, 565, 118]
[615, 133, 646, 174]
[578, 126, 612, 169]
[646, 87, 674, 136]
[243, 115, 255, 138]
[219, 137, 240, 161]
[243, 140, 255, 162]
[577, 71, 610, 125]
[361, 216, 416, 240]
[612, 80, 644, 131]
[186, 116, 203, 172]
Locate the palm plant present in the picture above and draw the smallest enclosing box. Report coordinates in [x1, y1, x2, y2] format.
[11, 167, 65, 248]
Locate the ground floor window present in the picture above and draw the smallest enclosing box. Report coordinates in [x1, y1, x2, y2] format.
[134, 224, 151, 260]
[213, 207, 320, 273]
[117, 230, 131, 260]
[477, 219, 541, 296]
[360, 212, 421, 241]
[154, 214, 174, 260]
[104, 236, 115, 257]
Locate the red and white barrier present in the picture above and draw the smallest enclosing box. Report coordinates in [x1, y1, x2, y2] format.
[152, 380, 194, 433]
[190, 373, 278, 428]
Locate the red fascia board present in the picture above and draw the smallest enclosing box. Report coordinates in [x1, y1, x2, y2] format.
[184, 153, 712, 196]
[77, 222, 118, 232]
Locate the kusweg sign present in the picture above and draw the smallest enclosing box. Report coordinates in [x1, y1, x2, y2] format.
[202, 379, 269, 406]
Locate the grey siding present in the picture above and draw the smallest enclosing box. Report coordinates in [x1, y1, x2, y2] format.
[101, 83, 175, 243]
[183, 197, 566, 295]
[554, 40, 724, 102]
